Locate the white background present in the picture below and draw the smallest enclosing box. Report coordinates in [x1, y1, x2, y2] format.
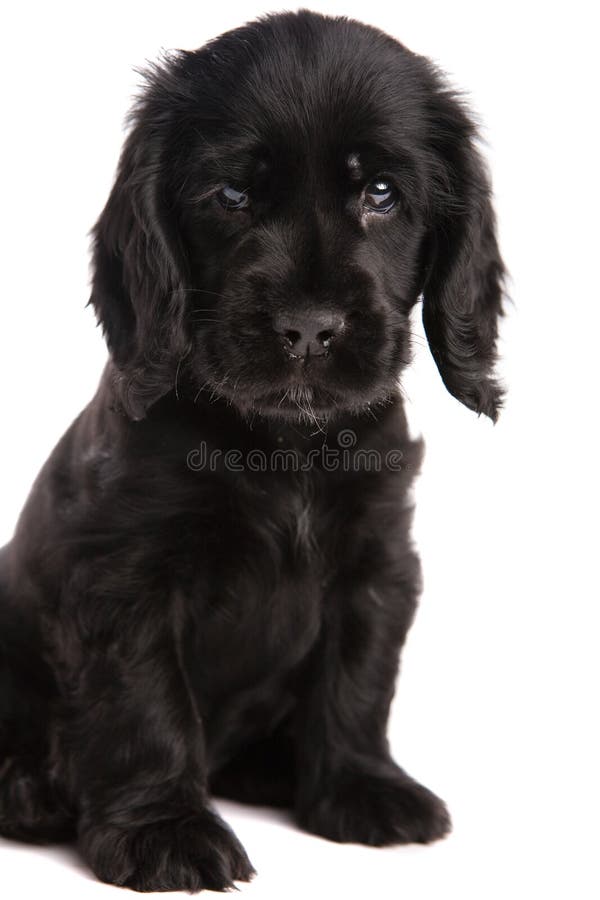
[1, 1, 598, 897]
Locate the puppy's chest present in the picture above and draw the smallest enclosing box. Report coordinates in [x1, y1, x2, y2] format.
[182, 474, 331, 689]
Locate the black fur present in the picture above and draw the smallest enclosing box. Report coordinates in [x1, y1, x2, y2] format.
[0, 10, 504, 892]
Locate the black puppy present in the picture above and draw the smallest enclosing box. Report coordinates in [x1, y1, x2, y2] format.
[0, 10, 504, 893]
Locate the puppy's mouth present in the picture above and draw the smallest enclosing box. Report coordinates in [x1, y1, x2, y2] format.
[253, 352, 344, 417]
[196, 311, 404, 421]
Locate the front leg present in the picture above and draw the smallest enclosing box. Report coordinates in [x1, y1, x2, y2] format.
[56, 586, 254, 893]
[294, 536, 451, 846]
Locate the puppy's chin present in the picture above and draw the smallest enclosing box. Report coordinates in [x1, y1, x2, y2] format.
[247, 384, 342, 423]
[203, 378, 396, 425]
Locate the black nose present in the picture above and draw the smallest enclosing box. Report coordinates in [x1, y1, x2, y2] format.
[273, 310, 346, 358]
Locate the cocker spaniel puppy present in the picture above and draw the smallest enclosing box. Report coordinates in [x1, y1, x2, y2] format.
[0, 9, 504, 893]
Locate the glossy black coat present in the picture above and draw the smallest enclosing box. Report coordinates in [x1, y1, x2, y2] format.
[0, 10, 503, 892]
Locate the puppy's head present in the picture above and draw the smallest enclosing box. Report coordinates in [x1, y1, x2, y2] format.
[90, 10, 504, 424]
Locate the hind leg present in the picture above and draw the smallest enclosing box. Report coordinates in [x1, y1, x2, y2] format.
[0, 620, 75, 843]
[0, 754, 75, 844]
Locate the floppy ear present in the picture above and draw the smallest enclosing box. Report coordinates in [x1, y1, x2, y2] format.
[421, 88, 505, 422]
[89, 77, 191, 420]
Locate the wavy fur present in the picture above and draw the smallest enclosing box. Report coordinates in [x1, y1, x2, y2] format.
[0, 10, 503, 892]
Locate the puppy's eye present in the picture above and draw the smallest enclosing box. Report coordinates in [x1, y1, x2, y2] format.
[363, 179, 399, 213]
[217, 186, 250, 211]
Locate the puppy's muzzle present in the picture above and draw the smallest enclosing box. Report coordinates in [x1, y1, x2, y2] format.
[274, 309, 346, 359]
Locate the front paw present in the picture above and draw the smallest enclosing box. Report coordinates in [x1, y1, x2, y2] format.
[297, 766, 451, 847]
[80, 808, 255, 893]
